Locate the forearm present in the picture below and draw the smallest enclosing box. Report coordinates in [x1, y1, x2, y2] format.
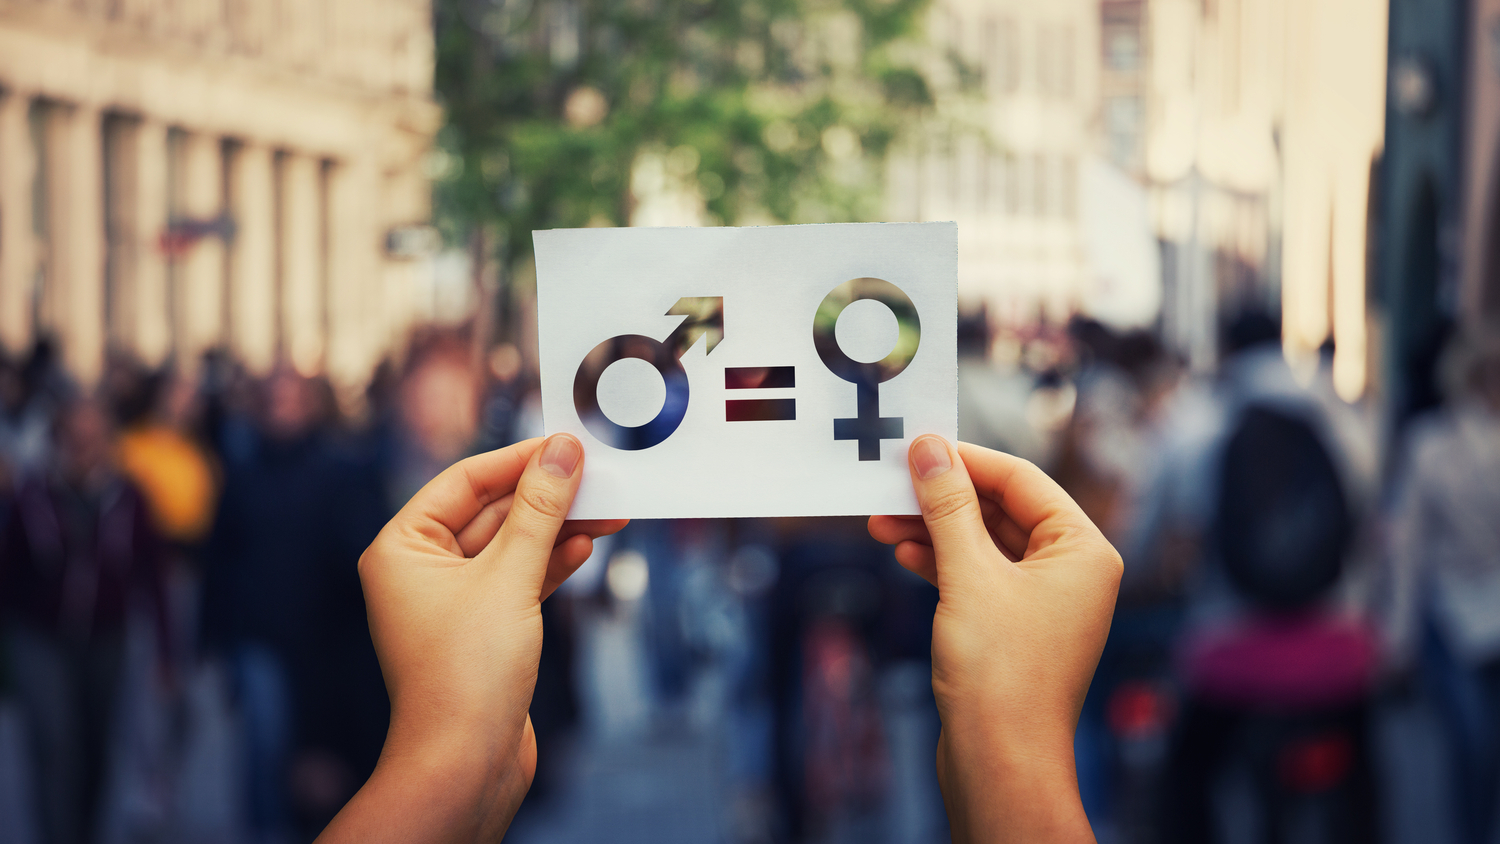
[936, 722, 1094, 844]
[317, 726, 526, 844]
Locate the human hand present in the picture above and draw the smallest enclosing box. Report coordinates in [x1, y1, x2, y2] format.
[869, 438, 1121, 844]
[318, 435, 626, 843]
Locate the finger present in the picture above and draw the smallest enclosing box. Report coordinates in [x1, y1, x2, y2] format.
[894, 541, 937, 586]
[540, 534, 595, 601]
[456, 495, 626, 559]
[868, 514, 933, 548]
[893, 484, 1026, 563]
[978, 504, 1030, 562]
[455, 494, 514, 557]
[401, 439, 542, 540]
[907, 436, 993, 570]
[560, 518, 630, 542]
[874, 501, 1014, 552]
[485, 434, 585, 592]
[957, 442, 1093, 538]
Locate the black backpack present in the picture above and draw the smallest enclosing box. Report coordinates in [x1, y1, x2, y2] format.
[1215, 404, 1353, 610]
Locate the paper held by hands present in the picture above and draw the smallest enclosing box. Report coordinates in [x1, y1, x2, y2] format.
[535, 222, 957, 520]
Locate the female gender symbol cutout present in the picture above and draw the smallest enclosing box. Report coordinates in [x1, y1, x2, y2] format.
[812, 277, 921, 460]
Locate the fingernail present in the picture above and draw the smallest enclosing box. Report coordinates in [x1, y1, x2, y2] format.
[540, 435, 581, 478]
[911, 436, 951, 480]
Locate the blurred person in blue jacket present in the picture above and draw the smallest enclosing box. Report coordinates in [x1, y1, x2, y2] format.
[1384, 325, 1500, 844]
[0, 339, 70, 486]
[1, 398, 169, 844]
[201, 369, 387, 843]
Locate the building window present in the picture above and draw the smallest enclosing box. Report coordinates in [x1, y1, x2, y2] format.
[1060, 156, 1078, 220]
[271, 149, 286, 355]
[28, 101, 50, 331]
[1034, 25, 1076, 99]
[1106, 29, 1140, 71]
[1004, 152, 1020, 216]
[1059, 25, 1075, 99]
[103, 115, 133, 348]
[1032, 154, 1048, 217]
[1221, 0, 1241, 110]
[1037, 25, 1054, 96]
[1002, 18, 1020, 93]
[985, 145, 1007, 216]
[983, 16, 1021, 94]
[982, 17, 999, 90]
[947, 136, 961, 210]
[1106, 97, 1142, 169]
[976, 143, 990, 214]
[949, 8, 965, 59]
[166, 127, 187, 349]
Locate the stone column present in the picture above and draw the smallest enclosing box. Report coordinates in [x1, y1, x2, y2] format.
[176, 130, 225, 364]
[326, 155, 383, 388]
[227, 142, 277, 374]
[48, 103, 107, 384]
[0, 91, 35, 355]
[280, 152, 325, 373]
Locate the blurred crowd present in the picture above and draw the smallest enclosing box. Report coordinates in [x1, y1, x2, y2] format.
[0, 329, 508, 844]
[1, 310, 1499, 844]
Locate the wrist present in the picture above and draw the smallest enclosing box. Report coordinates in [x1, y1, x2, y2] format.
[937, 714, 1092, 843]
[360, 715, 529, 840]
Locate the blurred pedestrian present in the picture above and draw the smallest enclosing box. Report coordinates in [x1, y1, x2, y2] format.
[201, 368, 387, 842]
[956, 308, 1048, 464]
[1160, 312, 1380, 844]
[1054, 323, 1181, 838]
[1385, 325, 1500, 844]
[0, 399, 170, 844]
[115, 369, 220, 549]
[383, 335, 480, 510]
[0, 353, 27, 528]
[0, 340, 66, 485]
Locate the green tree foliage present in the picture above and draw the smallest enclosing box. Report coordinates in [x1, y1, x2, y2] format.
[432, 0, 938, 266]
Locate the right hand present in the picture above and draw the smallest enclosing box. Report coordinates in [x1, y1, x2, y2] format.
[869, 437, 1121, 843]
[320, 435, 626, 843]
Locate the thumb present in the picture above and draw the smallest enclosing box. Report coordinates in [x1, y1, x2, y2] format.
[908, 436, 990, 565]
[486, 434, 584, 593]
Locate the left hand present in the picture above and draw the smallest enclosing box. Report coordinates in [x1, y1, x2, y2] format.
[318, 435, 626, 843]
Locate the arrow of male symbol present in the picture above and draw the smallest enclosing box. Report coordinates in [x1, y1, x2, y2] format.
[663, 297, 724, 357]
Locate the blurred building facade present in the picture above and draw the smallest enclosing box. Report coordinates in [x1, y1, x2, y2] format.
[1462, 0, 1500, 321]
[1379, 0, 1468, 432]
[891, 0, 1389, 386]
[887, 0, 1100, 326]
[0, 0, 439, 387]
[1378, 0, 1500, 434]
[1098, 0, 1146, 178]
[1141, 0, 1388, 387]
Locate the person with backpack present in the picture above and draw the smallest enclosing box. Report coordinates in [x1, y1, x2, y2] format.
[1160, 312, 1381, 843]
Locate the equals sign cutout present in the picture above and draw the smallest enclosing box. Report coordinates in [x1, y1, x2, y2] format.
[725, 366, 796, 421]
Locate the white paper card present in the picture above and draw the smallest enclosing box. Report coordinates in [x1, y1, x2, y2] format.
[535, 222, 957, 519]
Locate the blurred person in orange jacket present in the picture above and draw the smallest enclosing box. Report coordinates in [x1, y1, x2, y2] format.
[115, 370, 220, 547]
